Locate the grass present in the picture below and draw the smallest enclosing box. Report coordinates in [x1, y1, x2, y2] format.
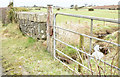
[1, 23, 73, 75]
[30, 8, 118, 24]
[30, 8, 118, 18]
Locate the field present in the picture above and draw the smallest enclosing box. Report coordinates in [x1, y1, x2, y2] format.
[30, 8, 118, 36]
[1, 8, 119, 75]
[30, 8, 118, 22]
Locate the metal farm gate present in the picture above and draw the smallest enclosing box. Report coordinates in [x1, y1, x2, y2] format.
[14, 5, 120, 75]
[50, 11, 120, 75]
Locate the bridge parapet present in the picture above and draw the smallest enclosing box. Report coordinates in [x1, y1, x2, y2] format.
[15, 12, 47, 40]
[16, 12, 47, 22]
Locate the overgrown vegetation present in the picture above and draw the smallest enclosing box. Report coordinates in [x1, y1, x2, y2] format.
[7, 2, 14, 23]
[7, 2, 29, 23]
[1, 23, 72, 75]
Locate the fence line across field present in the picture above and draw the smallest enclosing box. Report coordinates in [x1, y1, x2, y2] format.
[53, 12, 120, 74]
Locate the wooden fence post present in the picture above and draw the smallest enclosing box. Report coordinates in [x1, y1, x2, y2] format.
[47, 5, 53, 56]
[78, 35, 84, 72]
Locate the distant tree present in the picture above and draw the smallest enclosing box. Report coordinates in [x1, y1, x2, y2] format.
[70, 5, 74, 9]
[74, 5, 78, 11]
[8, 2, 13, 7]
[88, 8, 94, 11]
[33, 5, 37, 7]
[57, 8, 60, 11]
[85, 4, 88, 7]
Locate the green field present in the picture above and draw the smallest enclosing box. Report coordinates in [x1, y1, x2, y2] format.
[30, 8, 118, 24]
[30, 8, 118, 36]
[31, 8, 118, 18]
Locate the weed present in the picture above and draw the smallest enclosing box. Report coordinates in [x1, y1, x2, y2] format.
[24, 37, 36, 47]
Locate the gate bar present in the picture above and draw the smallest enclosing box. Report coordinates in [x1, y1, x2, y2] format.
[55, 26, 119, 46]
[55, 13, 119, 24]
[55, 49, 94, 73]
[55, 38, 120, 71]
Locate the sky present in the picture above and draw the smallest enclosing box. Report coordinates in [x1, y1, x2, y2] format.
[0, 0, 120, 7]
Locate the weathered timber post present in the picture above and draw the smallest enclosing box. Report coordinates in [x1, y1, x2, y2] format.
[78, 35, 84, 72]
[47, 5, 53, 56]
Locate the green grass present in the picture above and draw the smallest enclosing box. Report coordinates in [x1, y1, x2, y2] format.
[1, 23, 73, 75]
[30, 8, 118, 24]
[30, 8, 118, 18]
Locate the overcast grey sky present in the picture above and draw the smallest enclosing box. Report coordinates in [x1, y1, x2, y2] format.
[0, 0, 120, 7]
